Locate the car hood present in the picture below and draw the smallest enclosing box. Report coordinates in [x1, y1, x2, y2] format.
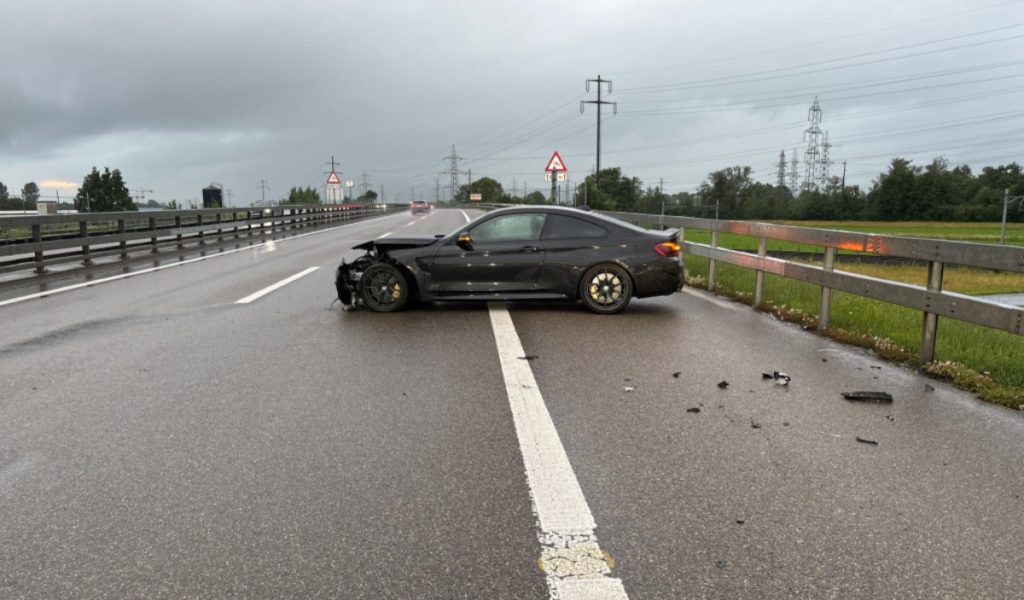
[352, 236, 439, 251]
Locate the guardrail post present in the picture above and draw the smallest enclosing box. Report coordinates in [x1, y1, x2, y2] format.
[919, 260, 944, 364]
[754, 237, 767, 306]
[215, 212, 223, 244]
[149, 217, 158, 253]
[32, 223, 46, 274]
[197, 214, 205, 245]
[118, 218, 127, 260]
[818, 246, 837, 332]
[707, 229, 718, 292]
[175, 215, 183, 248]
[80, 221, 92, 266]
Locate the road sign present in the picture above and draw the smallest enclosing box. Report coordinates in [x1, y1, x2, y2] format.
[326, 171, 342, 187]
[544, 151, 567, 173]
[469, 193, 482, 202]
[345, 180, 354, 188]
[544, 173, 567, 182]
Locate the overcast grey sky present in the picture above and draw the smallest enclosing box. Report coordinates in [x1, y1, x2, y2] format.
[2, 0, 1022, 205]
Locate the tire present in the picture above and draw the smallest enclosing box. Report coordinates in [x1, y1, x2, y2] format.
[579, 263, 633, 314]
[358, 262, 409, 312]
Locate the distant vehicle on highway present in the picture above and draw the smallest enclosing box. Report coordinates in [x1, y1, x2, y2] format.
[335, 206, 683, 314]
[410, 200, 430, 215]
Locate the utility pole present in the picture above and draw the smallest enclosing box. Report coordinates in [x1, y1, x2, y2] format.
[660, 177, 665, 216]
[360, 171, 371, 198]
[226, 189, 234, 207]
[440, 145, 465, 204]
[788, 147, 800, 191]
[133, 187, 153, 206]
[802, 97, 824, 192]
[258, 180, 270, 205]
[1002, 188, 1024, 244]
[841, 161, 847, 194]
[435, 178, 440, 203]
[777, 150, 787, 188]
[580, 75, 616, 177]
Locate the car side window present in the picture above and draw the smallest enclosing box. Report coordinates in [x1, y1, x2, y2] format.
[542, 214, 609, 240]
[470, 214, 546, 243]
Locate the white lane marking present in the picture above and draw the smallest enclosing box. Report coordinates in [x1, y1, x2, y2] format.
[487, 303, 628, 599]
[235, 266, 319, 304]
[0, 212, 405, 309]
[459, 209, 471, 222]
[406, 220, 417, 226]
[379, 232, 393, 238]
[682, 286, 744, 311]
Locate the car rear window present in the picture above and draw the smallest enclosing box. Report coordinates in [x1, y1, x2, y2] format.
[542, 214, 609, 240]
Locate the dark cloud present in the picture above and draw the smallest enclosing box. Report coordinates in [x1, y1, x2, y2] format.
[1, 0, 1021, 203]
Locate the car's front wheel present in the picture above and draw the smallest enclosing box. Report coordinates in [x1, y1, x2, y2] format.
[580, 263, 632, 314]
[359, 262, 409, 312]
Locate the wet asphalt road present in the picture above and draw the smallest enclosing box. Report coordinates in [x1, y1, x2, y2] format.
[1, 208, 1022, 599]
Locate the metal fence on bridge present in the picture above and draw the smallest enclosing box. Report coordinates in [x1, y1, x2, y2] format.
[464, 203, 1024, 364]
[0, 204, 402, 280]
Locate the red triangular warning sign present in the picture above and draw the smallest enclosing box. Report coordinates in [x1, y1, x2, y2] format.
[544, 151, 567, 172]
[326, 171, 342, 185]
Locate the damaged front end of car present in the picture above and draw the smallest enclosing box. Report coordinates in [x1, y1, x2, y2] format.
[334, 236, 437, 310]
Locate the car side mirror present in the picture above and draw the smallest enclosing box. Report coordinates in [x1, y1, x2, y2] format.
[457, 232, 473, 249]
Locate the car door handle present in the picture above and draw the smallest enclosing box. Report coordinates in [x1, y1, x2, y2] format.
[519, 245, 540, 253]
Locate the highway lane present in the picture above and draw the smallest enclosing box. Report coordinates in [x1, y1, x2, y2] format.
[1, 207, 1023, 598]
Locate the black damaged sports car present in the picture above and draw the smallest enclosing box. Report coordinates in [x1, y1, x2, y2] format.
[335, 206, 683, 314]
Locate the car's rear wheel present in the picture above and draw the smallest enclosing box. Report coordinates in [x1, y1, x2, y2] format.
[359, 262, 409, 312]
[580, 263, 632, 314]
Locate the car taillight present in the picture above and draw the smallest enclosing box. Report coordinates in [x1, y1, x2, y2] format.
[654, 241, 680, 257]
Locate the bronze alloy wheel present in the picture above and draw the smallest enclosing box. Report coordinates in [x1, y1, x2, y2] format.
[580, 263, 632, 314]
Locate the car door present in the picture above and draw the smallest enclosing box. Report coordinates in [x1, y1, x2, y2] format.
[536, 213, 612, 295]
[429, 213, 547, 295]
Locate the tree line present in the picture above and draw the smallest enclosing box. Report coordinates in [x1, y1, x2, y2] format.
[452, 157, 1023, 222]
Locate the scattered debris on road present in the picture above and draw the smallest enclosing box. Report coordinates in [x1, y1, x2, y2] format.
[886, 415, 895, 422]
[924, 383, 935, 392]
[822, 358, 828, 362]
[623, 386, 636, 393]
[736, 519, 745, 525]
[762, 371, 791, 385]
[842, 391, 894, 404]
[750, 419, 762, 429]
[715, 560, 727, 569]
[672, 371, 681, 378]
[687, 407, 701, 413]
[870, 365, 882, 370]
[519, 355, 538, 360]
[717, 380, 729, 389]
[856, 436, 879, 446]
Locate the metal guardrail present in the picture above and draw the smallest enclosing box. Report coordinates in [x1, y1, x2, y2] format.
[601, 210, 1024, 364]
[0, 204, 401, 279]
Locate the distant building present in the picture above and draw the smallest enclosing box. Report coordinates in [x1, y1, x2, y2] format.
[202, 183, 223, 208]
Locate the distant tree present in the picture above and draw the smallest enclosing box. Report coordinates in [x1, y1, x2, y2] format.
[283, 186, 321, 205]
[167, 199, 180, 209]
[696, 166, 754, 219]
[0, 181, 7, 202]
[355, 189, 379, 203]
[21, 182, 39, 209]
[524, 190, 547, 204]
[867, 158, 920, 220]
[74, 167, 135, 212]
[575, 168, 642, 210]
[457, 177, 505, 204]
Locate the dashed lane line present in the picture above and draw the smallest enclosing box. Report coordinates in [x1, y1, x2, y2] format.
[235, 267, 319, 304]
[487, 302, 629, 599]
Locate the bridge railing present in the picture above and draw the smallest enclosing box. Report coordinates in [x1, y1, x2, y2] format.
[601, 210, 1024, 364]
[0, 204, 399, 279]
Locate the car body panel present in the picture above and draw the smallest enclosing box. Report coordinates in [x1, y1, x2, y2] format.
[336, 206, 683, 310]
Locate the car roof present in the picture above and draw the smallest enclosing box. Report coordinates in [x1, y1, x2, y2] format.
[482, 205, 654, 235]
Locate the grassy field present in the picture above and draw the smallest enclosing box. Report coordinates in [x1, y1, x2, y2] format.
[679, 220, 1024, 409]
[682, 220, 1024, 252]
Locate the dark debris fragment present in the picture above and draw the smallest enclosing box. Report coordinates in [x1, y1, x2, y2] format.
[842, 391, 894, 404]
[519, 355, 539, 361]
[673, 371, 682, 379]
[717, 380, 729, 389]
[687, 407, 701, 413]
[750, 419, 762, 429]
[855, 436, 879, 446]
[715, 560, 727, 569]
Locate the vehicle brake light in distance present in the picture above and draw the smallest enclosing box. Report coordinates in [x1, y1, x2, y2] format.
[654, 241, 680, 257]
